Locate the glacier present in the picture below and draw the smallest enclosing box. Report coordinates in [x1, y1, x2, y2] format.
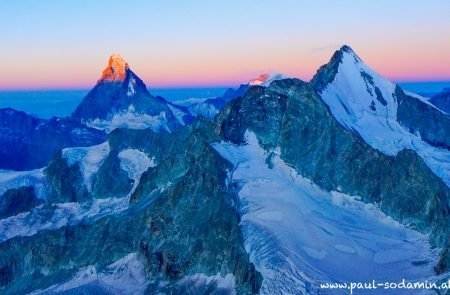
[213, 131, 439, 294]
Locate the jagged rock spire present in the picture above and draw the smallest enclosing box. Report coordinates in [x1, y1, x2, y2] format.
[99, 54, 130, 83]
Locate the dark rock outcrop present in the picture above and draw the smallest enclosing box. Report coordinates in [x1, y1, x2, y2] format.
[0, 186, 42, 219]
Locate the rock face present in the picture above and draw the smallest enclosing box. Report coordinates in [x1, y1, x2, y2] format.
[308, 45, 450, 272]
[396, 86, 450, 149]
[0, 108, 106, 170]
[0, 186, 42, 219]
[72, 55, 191, 132]
[430, 88, 450, 113]
[215, 79, 450, 274]
[0, 123, 262, 294]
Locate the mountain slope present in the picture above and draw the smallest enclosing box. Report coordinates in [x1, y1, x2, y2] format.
[177, 73, 287, 119]
[430, 88, 450, 113]
[181, 84, 249, 118]
[1, 49, 449, 294]
[213, 79, 450, 289]
[0, 122, 262, 294]
[311, 45, 450, 187]
[0, 108, 106, 170]
[72, 55, 191, 132]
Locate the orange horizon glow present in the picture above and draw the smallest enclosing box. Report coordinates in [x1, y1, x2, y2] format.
[1, 1, 450, 90]
[2, 52, 449, 91]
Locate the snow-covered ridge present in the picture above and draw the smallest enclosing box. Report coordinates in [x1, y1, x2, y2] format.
[173, 97, 210, 107]
[212, 131, 438, 294]
[167, 104, 187, 126]
[0, 168, 47, 200]
[0, 197, 128, 242]
[0, 178, 171, 243]
[31, 253, 149, 295]
[0, 147, 159, 243]
[31, 254, 236, 295]
[403, 90, 446, 113]
[319, 49, 450, 187]
[85, 110, 170, 134]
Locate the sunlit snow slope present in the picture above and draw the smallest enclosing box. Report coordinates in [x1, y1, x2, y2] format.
[318, 47, 450, 187]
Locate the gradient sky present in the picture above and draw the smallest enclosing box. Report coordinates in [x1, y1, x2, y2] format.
[1, 0, 449, 89]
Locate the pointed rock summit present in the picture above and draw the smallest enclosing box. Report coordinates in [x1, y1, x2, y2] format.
[72, 55, 190, 133]
[311, 45, 362, 92]
[99, 54, 130, 83]
[311, 44, 450, 180]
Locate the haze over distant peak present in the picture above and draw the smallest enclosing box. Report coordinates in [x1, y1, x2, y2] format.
[249, 73, 288, 87]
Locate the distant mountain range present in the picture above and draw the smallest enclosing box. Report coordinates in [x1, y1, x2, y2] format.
[0, 46, 449, 294]
[430, 87, 450, 113]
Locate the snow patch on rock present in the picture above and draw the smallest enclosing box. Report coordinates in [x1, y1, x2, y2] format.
[118, 148, 155, 196]
[62, 142, 110, 192]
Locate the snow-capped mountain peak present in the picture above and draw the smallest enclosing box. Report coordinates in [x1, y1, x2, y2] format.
[312, 45, 450, 187]
[99, 54, 130, 83]
[319, 45, 398, 125]
[249, 74, 270, 86]
[249, 73, 288, 87]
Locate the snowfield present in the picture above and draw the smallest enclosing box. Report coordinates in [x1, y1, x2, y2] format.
[212, 132, 438, 294]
